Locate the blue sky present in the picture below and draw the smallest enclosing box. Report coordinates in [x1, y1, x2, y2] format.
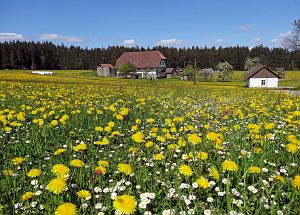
[0, 0, 299, 48]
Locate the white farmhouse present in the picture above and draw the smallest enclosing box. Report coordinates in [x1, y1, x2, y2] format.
[245, 65, 280, 88]
[115, 51, 166, 78]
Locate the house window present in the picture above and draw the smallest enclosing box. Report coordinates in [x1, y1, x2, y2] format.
[261, 80, 266, 86]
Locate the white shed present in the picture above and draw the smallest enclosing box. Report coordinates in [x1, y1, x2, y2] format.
[245, 66, 280, 88]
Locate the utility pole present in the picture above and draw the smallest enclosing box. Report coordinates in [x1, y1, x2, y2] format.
[193, 58, 196, 85]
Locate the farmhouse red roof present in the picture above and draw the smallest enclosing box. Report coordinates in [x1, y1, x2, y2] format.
[115, 51, 166, 69]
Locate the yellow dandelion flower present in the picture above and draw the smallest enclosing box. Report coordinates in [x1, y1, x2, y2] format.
[95, 137, 109, 146]
[47, 178, 67, 194]
[77, 190, 91, 200]
[286, 143, 298, 153]
[95, 165, 107, 174]
[179, 165, 193, 177]
[156, 136, 165, 142]
[51, 164, 70, 176]
[253, 147, 263, 154]
[167, 144, 179, 151]
[129, 147, 138, 153]
[206, 132, 220, 141]
[69, 131, 76, 137]
[131, 125, 138, 131]
[131, 132, 145, 143]
[197, 151, 208, 160]
[108, 121, 115, 127]
[97, 160, 109, 167]
[54, 148, 66, 155]
[170, 127, 177, 133]
[178, 137, 186, 147]
[288, 135, 296, 142]
[154, 153, 165, 160]
[222, 160, 238, 172]
[188, 133, 202, 145]
[120, 108, 129, 116]
[55, 203, 78, 215]
[73, 143, 87, 151]
[113, 195, 137, 215]
[265, 123, 274, 129]
[12, 157, 25, 165]
[241, 150, 248, 157]
[146, 118, 155, 123]
[3, 169, 14, 176]
[118, 164, 132, 175]
[209, 166, 220, 180]
[145, 141, 154, 148]
[95, 126, 103, 132]
[51, 120, 59, 126]
[182, 153, 193, 160]
[21, 191, 34, 201]
[116, 114, 123, 120]
[196, 176, 209, 189]
[4, 127, 12, 132]
[292, 175, 300, 190]
[70, 159, 84, 167]
[27, 168, 42, 178]
[248, 166, 261, 174]
[274, 175, 285, 183]
[104, 126, 112, 133]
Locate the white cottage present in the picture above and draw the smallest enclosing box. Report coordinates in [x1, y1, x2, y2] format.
[245, 65, 280, 88]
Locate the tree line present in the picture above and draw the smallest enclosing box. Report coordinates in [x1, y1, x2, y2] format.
[1, 40, 300, 71]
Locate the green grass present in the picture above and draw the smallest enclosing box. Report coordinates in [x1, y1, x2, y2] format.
[0, 70, 299, 88]
[0, 80, 299, 214]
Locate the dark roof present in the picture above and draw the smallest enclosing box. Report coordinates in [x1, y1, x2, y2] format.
[165, 68, 176, 74]
[115, 51, 166, 69]
[245, 65, 281, 79]
[99, 64, 114, 68]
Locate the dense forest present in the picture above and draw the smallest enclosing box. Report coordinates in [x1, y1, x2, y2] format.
[0, 41, 300, 70]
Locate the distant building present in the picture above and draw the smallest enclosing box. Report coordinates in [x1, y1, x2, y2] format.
[97, 64, 115, 77]
[115, 51, 167, 77]
[164, 68, 176, 78]
[32, 71, 53, 75]
[245, 65, 280, 88]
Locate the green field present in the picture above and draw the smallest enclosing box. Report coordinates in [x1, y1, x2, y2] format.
[0, 70, 300, 215]
[0, 70, 299, 88]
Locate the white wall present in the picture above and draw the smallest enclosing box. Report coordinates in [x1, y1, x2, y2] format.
[248, 78, 278, 88]
[32, 71, 53, 75]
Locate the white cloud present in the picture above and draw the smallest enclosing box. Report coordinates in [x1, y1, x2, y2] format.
[240, 24, 252, 31]
[40, 33, 59, 40]
[122, 39, 135, 46]
[253, 37, 261, 42]
[0, 32, 23, 40]
[249, 46, 255, 50]
[279, 31, 293, 37]
[270, 38, 280, 43]
[270, 31, 293, 44]
[215, 38, 223, 43]
[65, 37, 82, 42]
[40, 33, 82, 42]
[157, 39, 183, 46]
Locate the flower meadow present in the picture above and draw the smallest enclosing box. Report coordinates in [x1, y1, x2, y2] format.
[0, 81, 299, 215]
